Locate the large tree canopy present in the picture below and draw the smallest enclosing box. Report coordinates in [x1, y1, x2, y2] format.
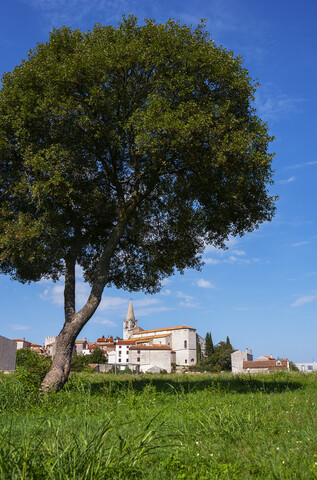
[0, 16, 275, 390]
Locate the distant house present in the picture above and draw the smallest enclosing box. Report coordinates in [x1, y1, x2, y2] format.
[231, 348, 289, 374]
[295, 362, 317, 373]
[12, 338, 32, 350]
[243, 359, 289, 373]
[74, 338, 88, 354]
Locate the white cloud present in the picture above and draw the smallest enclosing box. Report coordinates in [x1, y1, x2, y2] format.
[277, 176, 295, 185]
[204, 258, 221, 265]
[196, 279, 215, 289]
[90, 317, 117, 327]
[136, 306, 175, 316]
[176, 291, 194, 302]
[160, 289, 172, 296]
[9, 324, 31, 331]
[291, 292, 317, 307]
[40, 284, 64, 306]
[292, 241, 310, 247]
[99, 296, 128, 311]
[176, 291, 199, 308]
[232, 249, 246, 256]
[133, 298, 160, 308]
[285, 160, 317, 170]
[255, 89, 306, 123]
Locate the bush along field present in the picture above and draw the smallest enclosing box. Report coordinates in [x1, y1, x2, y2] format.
[0, 371, 316, 479]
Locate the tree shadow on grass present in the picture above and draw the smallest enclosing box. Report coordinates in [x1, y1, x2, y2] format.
[78, 373, 304, 396]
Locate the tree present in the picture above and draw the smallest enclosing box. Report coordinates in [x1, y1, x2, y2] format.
[205, 332, 214, 358]
[0, 16, 275, 391]
[89, 347, 107, 364]
[226, 336, 232, 349]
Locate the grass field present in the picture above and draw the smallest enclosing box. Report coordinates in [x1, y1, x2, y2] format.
[0, 371, 316, 479]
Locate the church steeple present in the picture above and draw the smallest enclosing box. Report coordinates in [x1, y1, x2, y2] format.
[123, 300, 138, 339]
[126, 300, 135, 322]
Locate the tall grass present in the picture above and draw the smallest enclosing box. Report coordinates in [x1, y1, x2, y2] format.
[0, 372, 316, 479]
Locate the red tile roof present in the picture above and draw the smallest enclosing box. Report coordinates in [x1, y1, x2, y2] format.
[134, 325, 195, 334]
[243, 360, 288, 369]
[117, 340, 136, 345]
[12, 339, 31, 343]
[130, 344, 171, 350]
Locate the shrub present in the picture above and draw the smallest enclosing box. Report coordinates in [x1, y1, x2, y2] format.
[15, 348, 51, 390]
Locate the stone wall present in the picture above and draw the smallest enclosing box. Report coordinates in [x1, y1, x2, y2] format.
[0, 336, 17, 371]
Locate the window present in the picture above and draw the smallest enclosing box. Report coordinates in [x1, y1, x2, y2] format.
[126, 359, 129, 363]
[191, 358, 194, 362]
[185, 359, 187, 364]
[137, 350, 140, 354]
[137, 357, 140, 362]
[308, 365, 313, 371]
[276, 360, 282, 366]
[184, 340, 187, 349]
[119, 359, 121, 363]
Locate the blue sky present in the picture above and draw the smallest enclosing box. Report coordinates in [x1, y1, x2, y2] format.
[1, 0, 316, 362]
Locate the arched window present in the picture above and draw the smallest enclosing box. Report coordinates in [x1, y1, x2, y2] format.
[184, 340, 187, 349]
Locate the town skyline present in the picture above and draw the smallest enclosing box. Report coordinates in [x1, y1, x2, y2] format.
[1, 0, 316, 363]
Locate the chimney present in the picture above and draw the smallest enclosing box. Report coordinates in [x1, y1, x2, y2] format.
[250, 349, 252, 355]
[246, 348, 248, 354]
[271, 354, 273, 358]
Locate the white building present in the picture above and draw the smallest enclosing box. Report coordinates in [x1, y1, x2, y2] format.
[12, 338, 32, 350]
[117, 301, 198, 372]
[295, 362, 317, 373]
[129, 345, 176, 373]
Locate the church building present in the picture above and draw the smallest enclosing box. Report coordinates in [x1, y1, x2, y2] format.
[108, 301, 199, 372]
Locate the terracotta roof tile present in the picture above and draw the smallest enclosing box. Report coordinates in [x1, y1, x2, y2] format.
[133, 325, 195, 334]
[130, 344, 171, 351]
[243, 360, 288, 369]
[116, 340, 136, 345]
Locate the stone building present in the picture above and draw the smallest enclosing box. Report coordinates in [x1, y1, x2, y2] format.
[110, 300, 199, 372]
[129, 345, 176, 373]
[0, 336, 16, 372]
[231, 348, 289, 374]
[231, 348, 253, 374]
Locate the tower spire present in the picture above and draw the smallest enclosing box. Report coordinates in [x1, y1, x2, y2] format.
[126, 300, 135, 321]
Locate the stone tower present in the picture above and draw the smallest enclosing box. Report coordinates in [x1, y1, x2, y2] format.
[123, 301, 138, 340]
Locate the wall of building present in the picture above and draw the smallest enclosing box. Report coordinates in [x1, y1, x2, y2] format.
[231, 350, 253, 374]
[171, 329, 197, 366]
[0, 336, 16, 371]
[129, 348, 173, 373]
[295, 362, 317, 372]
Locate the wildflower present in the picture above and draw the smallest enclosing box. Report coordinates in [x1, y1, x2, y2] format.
[196, 441, 199, 445]
[276, 447, 280, 451]
[210, 454, 213, 457]
[197, 453, 199, 456]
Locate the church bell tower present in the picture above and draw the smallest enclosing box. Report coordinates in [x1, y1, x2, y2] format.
[123, 301, 138, 339]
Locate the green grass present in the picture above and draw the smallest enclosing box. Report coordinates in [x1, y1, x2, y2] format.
[0, 371, 316, 479]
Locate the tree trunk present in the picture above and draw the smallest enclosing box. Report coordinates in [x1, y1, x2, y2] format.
[41, 214, 133, 392]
